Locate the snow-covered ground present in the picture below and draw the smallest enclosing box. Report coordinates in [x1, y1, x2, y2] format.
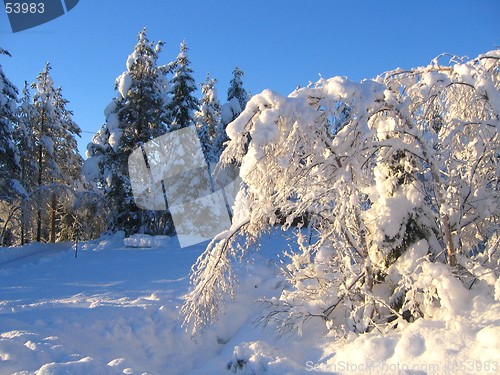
[1, 232, 499, 374]
[0, 232, 288, 374]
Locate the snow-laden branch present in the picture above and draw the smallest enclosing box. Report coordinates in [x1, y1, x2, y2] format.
[181, 219, 250, 335]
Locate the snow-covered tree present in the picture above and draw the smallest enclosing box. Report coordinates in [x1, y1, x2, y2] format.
[16, 82, 38, 194]
[167, 40, 198, 130]
[52, 86, 83, 183]
[12, 82, 39, 244]
[84, 28, 172, 236]
[228, 67, 248, 109]
[195, 74, 223, 163]
[182, 50, 500, 336]
[0, 48, 20, 197]
[0, 48, 22, 245]
[27, 63, 83, 243]
[221, 67, 249, 126]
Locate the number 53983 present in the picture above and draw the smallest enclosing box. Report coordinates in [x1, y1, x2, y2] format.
[5, 2, 45, 14]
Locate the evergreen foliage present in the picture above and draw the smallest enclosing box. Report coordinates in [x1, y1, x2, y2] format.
[227, 67, 248, 111]
[1, 33, 251, 244]
[29, 63, 83, 242]
[84, 28, 172, 236]
[222, 67, 249, 125]
[167, 41, 199, 130]
[0, 48, 20, 203]
[195, 74, 223, 163]
[0, 49, 21, 246]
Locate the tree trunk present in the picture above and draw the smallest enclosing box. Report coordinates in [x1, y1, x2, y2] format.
[442, 212, 457, 267]
[36, 143, 43, 242]
[429, 161, 457, 267]
[36, 209, 42, 242]
[21, 201, 25, 246]
[50, 192, 57, 243]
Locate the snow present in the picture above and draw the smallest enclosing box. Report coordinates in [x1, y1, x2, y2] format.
[117, 72, 132, 99]
[0, 242, 72, 267]
[10, 178, 27, 197]
[126, 52, 138, 71]
[477, 76, 500, 111]
[103, 99, 117, 118]
[1, 230, 499, 374]
[221, 97, 241, 125]
[108, 129, 122, 152]
[106, 112, 122, 152]
[123, 234, 174, 248]
[387, 240, 429, 293]
[1, 233, 200, 374]
[41, 135, 54, 155]
[82, 153, 102, 181]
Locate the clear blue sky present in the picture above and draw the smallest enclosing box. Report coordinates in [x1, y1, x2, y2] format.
[1, 0, 499, 156]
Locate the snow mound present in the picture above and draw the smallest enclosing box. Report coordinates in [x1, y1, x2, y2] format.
[123, 234, 175, 248]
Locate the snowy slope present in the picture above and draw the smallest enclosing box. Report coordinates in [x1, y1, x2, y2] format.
[1, 232, 499, 374]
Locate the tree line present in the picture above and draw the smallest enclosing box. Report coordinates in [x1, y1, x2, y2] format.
[0, 28, 249, 246]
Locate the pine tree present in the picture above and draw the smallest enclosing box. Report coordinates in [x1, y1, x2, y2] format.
[227, 67, 248, 111]
[29, 63, 83, 242]
[50, 86, 84, 242]
[365, 120, 430, 271]
[167, 40, 199, 129]
[84, 28, 171, 236]
[15, 82, 38, 244]
[16, 82, 38, 192]
[53, 86, 83, 183]
[0, 49, 20, 199]
[0, 48, 21, 245]
[31, 63, 59, 242]
[195, 74, 223, 163]
[222, 67, 249, 125]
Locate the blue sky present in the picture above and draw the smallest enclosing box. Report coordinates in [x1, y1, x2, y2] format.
[1, 0, 499, 155]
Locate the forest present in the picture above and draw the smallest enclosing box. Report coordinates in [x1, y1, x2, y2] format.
[0, 29, 249, 246]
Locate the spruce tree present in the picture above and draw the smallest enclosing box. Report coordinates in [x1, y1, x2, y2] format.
[195, 74, 223, 163]
[15, 82, 39, 244]
[29, 63, 82, 242]
[84, 28, 171, 235]
[53, 86, 83, 183]
[16, 82, 38, 193]
[0, 48, 21, 201]
[0, 48, 21, 245]
[167, 41, 199, 129]
[227, 67, 248, 111]
[222, 67, 249, 125]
